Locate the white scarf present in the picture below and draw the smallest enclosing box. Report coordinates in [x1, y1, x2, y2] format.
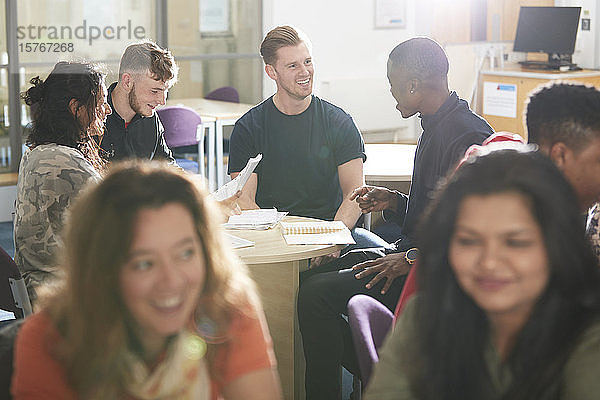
[122, 330, 210, 400]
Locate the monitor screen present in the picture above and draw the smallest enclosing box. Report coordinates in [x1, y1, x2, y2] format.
[513, 7, 581, 55]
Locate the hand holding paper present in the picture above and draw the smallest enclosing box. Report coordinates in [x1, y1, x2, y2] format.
[212, 154, 262, 202]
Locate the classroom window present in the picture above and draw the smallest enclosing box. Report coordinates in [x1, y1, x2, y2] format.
[167, 0, 263, 103]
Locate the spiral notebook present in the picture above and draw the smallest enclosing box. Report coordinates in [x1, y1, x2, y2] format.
[280, 221, 355, 245]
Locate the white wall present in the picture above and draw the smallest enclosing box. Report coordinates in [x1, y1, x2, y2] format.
[258, 1, 600, 139]
[556, 0, 600, 69]
[262, 0, 420, 139]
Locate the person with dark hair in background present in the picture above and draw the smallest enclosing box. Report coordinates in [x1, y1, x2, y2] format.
[12, 162, 282, 400]
[297, 37, 493, 399]
[15, 61, 111, 301]
[366, 148, 600, 400]
[526, 82, 600, 259]
[101, 40, 177, 162]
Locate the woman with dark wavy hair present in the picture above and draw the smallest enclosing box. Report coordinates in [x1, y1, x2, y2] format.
[365, 148, 600, 400]
[14, 61, 111, 301]
[12, 162, 282, 399]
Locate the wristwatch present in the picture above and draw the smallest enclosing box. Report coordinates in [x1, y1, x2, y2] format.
[404, 248, 419, 265]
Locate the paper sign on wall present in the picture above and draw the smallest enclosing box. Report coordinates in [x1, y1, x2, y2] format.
[374, 0, 406, 28]
[200, 0, 230, 34]
[483, 82, 517, 118]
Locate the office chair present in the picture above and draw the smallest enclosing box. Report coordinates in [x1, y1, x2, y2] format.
[204, 86, 240, 169]
[204, 86, 240, 103]
[0, 246, 32, 321]
[157, 106, 204, 175]
[0, 319, 24, 399]
[347, 264, 418, 394]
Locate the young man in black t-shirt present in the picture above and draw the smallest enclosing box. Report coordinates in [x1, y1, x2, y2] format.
[228, 26, 367, 232]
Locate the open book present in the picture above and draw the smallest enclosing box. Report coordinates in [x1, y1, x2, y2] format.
[280, 221, 355, 245]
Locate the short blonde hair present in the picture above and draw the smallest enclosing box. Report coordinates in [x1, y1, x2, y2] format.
[260, 25, 311, 65]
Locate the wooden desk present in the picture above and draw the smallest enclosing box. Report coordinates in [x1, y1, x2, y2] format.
[228, 216, 343, 400]
[478, 65, 600, 138]
[167, 98, 254, 190]
[364, 143, 415, 183]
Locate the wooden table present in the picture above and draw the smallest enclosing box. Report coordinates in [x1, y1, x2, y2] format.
[166, 98, 254, 190]
[228, 216, 343, 400]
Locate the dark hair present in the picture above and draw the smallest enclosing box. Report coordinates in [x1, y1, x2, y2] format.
[412, 149, 600, 400]
[526, 83, 600, 151]
[21, 61, 105, 170]
[388, 37, 449, 81]
[49, 161, 259, 397]
[260, 25, 311, 65]
[119, 40, 178, 84]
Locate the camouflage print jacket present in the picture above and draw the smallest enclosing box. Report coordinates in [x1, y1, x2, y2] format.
[13, 144, 101, 298]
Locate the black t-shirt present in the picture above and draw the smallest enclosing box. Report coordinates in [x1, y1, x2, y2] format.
[228, 95, 365, 220]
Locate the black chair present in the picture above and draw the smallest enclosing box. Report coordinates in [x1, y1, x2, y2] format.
[0, 248, 33, 399]
[0, 319, 24, 399]
[0, 247, 31, 320]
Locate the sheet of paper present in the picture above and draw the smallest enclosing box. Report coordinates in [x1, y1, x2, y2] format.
[222, 209, 287, 230]
[0, 309, 15, 322]
[483, 82, 517, 118]
[224, 233, 254, 249]
[212, 154, 262, 201]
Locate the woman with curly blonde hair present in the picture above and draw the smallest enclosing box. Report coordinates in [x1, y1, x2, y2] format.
[12, 162, 282, 400]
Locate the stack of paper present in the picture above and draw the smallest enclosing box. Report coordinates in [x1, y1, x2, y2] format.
[280, 221, 355, 245]
[223, 209, 287, 230]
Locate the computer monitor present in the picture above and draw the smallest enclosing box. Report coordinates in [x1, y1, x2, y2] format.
[513, 6, 581, 70]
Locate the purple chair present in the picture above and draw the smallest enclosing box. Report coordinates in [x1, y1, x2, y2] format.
[157, 106, 204, 175]
[347, 265, 418, 396]
[204, 86, 240, 103]
[347, 295, 394, 388]
[204, 86, 239, 157]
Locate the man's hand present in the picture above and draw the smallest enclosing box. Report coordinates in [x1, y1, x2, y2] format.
[310, 250, 341, 268]
[352, 252, 410, 294]
[218, 190, 242, 216]
[349, 185, 398, 214]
